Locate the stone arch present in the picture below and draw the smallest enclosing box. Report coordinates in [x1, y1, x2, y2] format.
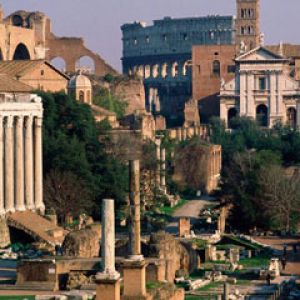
[161, 63, 168, 78]
[145, 65, 151, 79]
[171, 62, 179, 77]
[287, 107, 297, 128]
[212, 60, 221, 77]
[256, 104, 268, 127]
[228, 107, 238, 128]
[75, 55, 95, 74]
[13, 43, 31, 60]
[152, 64, 159, 78]
[12, 15, 24, 27]
[79, 90, 85, 102]
[183, 61, 190, 76]
[50, 57, 66, 72]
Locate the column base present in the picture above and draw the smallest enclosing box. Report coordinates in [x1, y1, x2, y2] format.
[122, 258, 147, 298]
[15, 205, 26, 212]
[95, 272, 121, 300]
[35, 204, 45, 215]
[0, 208, 5, 216]
[5, 207, 15, 214]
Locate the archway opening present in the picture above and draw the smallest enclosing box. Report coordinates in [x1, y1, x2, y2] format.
[50, 57, 66, 73]
[13, 43, 30, 60]
[12, 15, 23, 27]
[172, 62, 179, 77]
[0, 48, 3, 61]
[75, 56, 95, 74]
[287, 107, 297, 128]
[256, 104, 268, 127]
[79, 90, 85, 102]
[228, 107, 238, 128]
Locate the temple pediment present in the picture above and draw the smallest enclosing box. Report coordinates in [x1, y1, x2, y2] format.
[236, 47, 288, 62]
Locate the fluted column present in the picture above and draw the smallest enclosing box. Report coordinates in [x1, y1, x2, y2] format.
[34, 117, 45, 213]
[15, 116, 25, 211]
[4, 116, 14, 213]
[25, 116, 34, 210]
[0, 117, 4, 216]
[161, 148, 166, 194]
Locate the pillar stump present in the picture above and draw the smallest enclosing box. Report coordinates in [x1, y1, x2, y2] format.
[122, 258, 147, 299]
[95, 274, 120, 300]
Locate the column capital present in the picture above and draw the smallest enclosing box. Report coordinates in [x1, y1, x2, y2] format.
[25, 115, 33, 128]
[16, 115, 24, 127]
[5, 116, 14, 128]
[35, 117, 43, 127]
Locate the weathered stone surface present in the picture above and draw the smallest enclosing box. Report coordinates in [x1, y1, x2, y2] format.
[62, 224, 101, 258]
[0, 217, 10, 248]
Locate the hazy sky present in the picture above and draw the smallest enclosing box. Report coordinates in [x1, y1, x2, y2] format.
[2, 0, 300, 71]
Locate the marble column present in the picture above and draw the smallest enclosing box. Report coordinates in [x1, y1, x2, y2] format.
[100, 199, 118, 276]
[0, 117, 4, 216]
[129, 160, 142, 258]
[15, 116, 25, 211]
[4, 116, 14, 213]
[96, 199, 120, 300]
[160, 148, 166, 194]
[34, 117, 45, 213]
[155, 138, 161, 188]
[25, 116, 34, 210]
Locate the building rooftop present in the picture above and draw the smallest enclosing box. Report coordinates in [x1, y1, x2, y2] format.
[0, 74, 33, 93]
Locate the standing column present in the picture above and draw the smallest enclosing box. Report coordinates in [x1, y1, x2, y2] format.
[4, 116, 14, 213]
[15, 116, 25, 211]
[0, 116, 4, 216]
[34, 117, 45, 213]
[129, 160, 142, 258]
[160, 148, 166, 194]
[96, 199, 120, 300]
[24, 116, 34, 210]
[123, 160, 148, 299]
[155, 138, 161, 188]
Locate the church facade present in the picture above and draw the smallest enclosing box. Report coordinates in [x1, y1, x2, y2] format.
[220, 47, 300, 128]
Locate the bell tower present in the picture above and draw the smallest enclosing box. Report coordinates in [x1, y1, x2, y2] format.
[236, 0, 260, 53]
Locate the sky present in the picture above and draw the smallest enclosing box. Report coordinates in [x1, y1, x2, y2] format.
[1, 0, 300, 71]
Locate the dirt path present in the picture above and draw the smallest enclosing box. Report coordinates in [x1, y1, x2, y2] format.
[252, 236, 300, 276]
[165, 196, 217, 234]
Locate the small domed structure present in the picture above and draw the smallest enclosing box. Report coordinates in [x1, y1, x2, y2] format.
[68, 73, 92, 105]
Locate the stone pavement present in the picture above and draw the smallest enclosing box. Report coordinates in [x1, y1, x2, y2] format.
[252, 236, 300, 276]
[165, 196, 217, 234]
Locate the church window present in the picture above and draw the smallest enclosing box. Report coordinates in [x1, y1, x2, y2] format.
[258, 77, 266, 90]
[41, 70, 44, 76]
[212, 60, 221, 77]
[227, 65, 236, 73]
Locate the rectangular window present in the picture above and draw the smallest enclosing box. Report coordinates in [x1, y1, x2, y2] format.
[227, 65, 236, 73]
[259, 77, 266, 90]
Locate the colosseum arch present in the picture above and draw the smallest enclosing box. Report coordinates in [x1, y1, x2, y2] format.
[13, 43, 31, 60]
[75, 56, 95, 74]
[172, 62, 179, 77]
[12, 14, 24, 27]
[161, 63, 168, 78]
[50, 57, 67, 72]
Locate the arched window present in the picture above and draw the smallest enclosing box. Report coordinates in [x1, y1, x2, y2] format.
[79, 90, 85, 102]
[183, 61, 189, 76]
[228, 107, 238, 128]
[172, 62, 179, 77]
[50, 57, 66, 72]
[145, 65, 151, 79]
[287, 107, 297, 128]
[161, 63, 168, 78]
[152, 64, 159, 78]
[256, 104, 268, 127]
[13, 43, 30, 60]
[212, 60, 220, 77]
[75, 56, 95, 74]
[12, 15, 23, 27]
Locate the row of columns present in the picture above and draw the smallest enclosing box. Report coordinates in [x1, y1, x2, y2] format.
[172, 125, 209, 142]
[0, 115, 44, 216]
[155, 138, 167, 194]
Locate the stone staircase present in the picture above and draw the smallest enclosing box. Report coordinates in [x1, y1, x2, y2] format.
[7, 211, 68, 247]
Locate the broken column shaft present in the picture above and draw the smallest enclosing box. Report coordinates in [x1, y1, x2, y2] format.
[129, 160, 142, 258]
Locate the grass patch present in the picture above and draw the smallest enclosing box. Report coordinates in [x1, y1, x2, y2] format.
[239, 256, 270, 268]
[160, 199, 187, 216]
[221, 235, 263, 251]
[146, 281, 165, 290]
[197, 282, 223, 291]
[186, 296, 217, 300]
[191, 239, 207, 249]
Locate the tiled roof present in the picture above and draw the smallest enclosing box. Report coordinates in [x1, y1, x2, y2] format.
[0, 60, 70, 79]
[0, 74, 33, 93]
[266, 44, 300, 58]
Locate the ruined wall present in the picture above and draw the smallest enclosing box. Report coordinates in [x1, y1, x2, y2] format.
[110, 77, 146, 115]
[0, 217, 10, 248]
